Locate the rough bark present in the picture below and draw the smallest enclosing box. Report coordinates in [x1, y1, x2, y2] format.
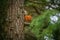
[4, 0, 24, 40]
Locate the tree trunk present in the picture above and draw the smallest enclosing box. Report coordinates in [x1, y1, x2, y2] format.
[4, 0, 24, 40]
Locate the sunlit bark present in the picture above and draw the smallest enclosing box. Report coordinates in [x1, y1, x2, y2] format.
[4, 0, 24, 40]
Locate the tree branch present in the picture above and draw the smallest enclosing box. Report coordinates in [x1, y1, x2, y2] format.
[32, 6, 41, 15]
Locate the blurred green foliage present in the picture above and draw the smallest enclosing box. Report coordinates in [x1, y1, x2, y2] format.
[30, 10, 60, 40]
[24, 0, 60, 40]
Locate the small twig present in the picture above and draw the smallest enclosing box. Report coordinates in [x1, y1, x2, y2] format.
[32, 6, 41, 15]
[24, 22, 30, 26]
[29, 0, 46, 4]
